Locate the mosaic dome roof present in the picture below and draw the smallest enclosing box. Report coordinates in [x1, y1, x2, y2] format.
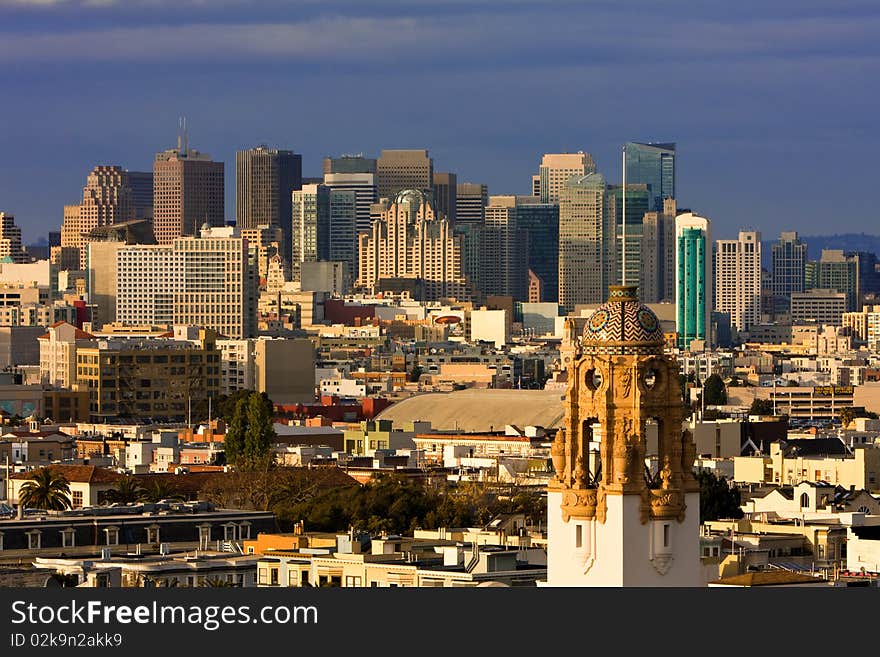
[581, 285, 665, 355]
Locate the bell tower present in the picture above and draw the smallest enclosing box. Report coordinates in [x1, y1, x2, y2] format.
[546, 285, 703, 586]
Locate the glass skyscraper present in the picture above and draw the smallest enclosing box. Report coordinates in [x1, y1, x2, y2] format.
[675, 214, 710, 349]
[624, 142, 675, 211]
[770, 231, 807, 316]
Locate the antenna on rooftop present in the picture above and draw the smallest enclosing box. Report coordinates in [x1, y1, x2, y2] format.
[621, 144, 627, 286]
[183, 116, 188, 154]
[177, 117, 183, 152]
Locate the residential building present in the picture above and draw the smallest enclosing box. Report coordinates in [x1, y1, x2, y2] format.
[675, 212, 711, 349]
[235, 145, 301, 267]
[152, 137, 224, 245]
[38, 321, 96, 388]
[623, 141, 676, 210]
[536, 152, 596, 203]
[714, 231, 762, 334]
[376, 149, 433, 199]
[771, 231, 807, 316]
[240, 224, 284, 282]
[0, 213, 27, 263]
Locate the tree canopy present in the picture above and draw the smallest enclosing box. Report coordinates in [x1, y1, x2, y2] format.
[697, 470, 743, 523]
[703, 374, 727, 406]
[223, 391, 276, 469]
[18, 468, 72, 511]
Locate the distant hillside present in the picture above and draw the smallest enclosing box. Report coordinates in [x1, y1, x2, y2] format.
[760, 233, 880, 267]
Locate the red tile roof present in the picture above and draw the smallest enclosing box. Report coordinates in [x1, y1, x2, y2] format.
[10, 464, 124, 484]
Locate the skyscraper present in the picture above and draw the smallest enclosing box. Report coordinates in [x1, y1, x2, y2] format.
[624, 142, 675, 211]
[714, 231, 761, 334]
[511, 197, 560, 303]
[153, 135, 224, 245]
[770, 231, 807, 316]
[483, 196, 529, 300]
[675, 213, 711, 349]
[805, 249, 859, 312]
[0, 213, 27, 263]
[127, 172, 154, 220]
[323, 154, 377, 175]
[606, 183, 650, 288]
[235, 145, 302, 266]
[323, 171, 378, 237]
[376, 149, 433, 199]
[455, 183, 488, 223]
[327, 189, 357, 289]
[536, 152, 596, 203]
[291, 184, 330, 283]
[358, 189, 472, 302]
[558, 172, 611, 310]
[639, 198, 677, 303]
[61, 165, 134, 268]
[432, 172, 457, 222]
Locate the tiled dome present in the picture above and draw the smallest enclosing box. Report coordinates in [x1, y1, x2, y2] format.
[582, 285, 665, 355]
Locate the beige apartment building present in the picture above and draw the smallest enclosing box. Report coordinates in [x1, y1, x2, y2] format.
[0, 213, 27, 263]
[358, 189, 472, 302]
[153, 144, 224, 245]
[714, 231, 762, 333]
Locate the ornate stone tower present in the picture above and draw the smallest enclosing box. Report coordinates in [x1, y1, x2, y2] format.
[546, 285, 703, 586]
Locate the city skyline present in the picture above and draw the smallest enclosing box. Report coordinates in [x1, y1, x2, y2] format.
[2, 0, 878, 242]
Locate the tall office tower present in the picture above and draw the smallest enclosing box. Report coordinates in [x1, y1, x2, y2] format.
[291, 184, 330, 282]
[432, 172, 457, 222]
[454, 221, 484, 296]
[323, 171, 378, 237]
[127, 172, 154, 220]
[536, 152, 596, 203]
[714, 231, 762, 334]
[675, 213, 711, 349]
[805, 249, 859, 312]
[771, 231, 807, 316]
[115, 226, 257, 338]
[0, 214, 27, 263]
[606, 183, 650, 288]
[61, 165, 134, 268]
[235, 145, 302, 266]
[511, 196, 560, 302]
[358, 189, 472, 302]
[328, 189, 357, 289]
[639, 198, 677, 303]
[483, 197, 530, 300]
[848, 251, 880, 305]
[376, 149, 433, 200]
[558, 172, 610, 311]
[323, 154, 377, 176]
[456, 182, 488, 223]
[624, 142, 675, 210]
[153, 133, 225, 245]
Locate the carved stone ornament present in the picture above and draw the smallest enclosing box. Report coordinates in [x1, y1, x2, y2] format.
[550, 429, 566, 483]
[620, 366, 632, 398]
[651, 555, 674, 576]
[648, 488, 686, 522]
[560, 488, 598, 522]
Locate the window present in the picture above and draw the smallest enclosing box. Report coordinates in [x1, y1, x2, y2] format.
[71, 491, 83, 509]
[270, 568, 279, 586]
[27, 531, 41, 550]
[61, 528, 75, 548]
[258, 568, 267, 585]
[800, 492, 810, 508]
[104, 528, 119, 546]
[345, 576, 362, 587]
[147, 527, 160, 544]
[663, 524, 670, 548]
[575, 524, 583, 549]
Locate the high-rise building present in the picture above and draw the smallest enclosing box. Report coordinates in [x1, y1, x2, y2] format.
[639, 198, 677, 303]
[432, 172, 457, 222]
[235, 145, 302, 266]
[510, 197, 559, 303]
[291, 184, 330, 283]
[358, 189, 472, 302]
[376, 149, 433, 200]
[675, 213, 711, 349]
[454, 221, 484, 297]
[606, 183, 651, 288]
[714, 231, 762, 334]
[114, 226, 256, 339]
[483, 196, 529, 301]
[153, 137, 224, 245]
[536, 152, 596, 203]
[805, 249, 859, 312]
[127, 172, 154, 220]
[558, 172, 611, 311]
[0, 214, 28, 263]
[323, 154, 377, 176]
[455, 183, 488, 223]
[770, 231, 807, 316]
[327, 189, 357, 290]
[323, 172, 378, 238]
[240, 224, 285, 283]
[624, 142, 675, 211]
[61, 165, 134, 269]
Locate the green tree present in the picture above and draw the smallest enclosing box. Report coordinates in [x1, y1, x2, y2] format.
[697, 470, 743, 522]
[223, 396, 249, 467]
[104, 476, 144, 505]
[138, 479, 185, 503]
[18, 468, 72, 511]
[839, 407, 856, 429]
[749, 398, 775, 415]
[703, 374, 727, 406]
[243, 392, 276, 466]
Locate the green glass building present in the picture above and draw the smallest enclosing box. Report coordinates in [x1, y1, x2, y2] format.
[675, 214, 710, 349]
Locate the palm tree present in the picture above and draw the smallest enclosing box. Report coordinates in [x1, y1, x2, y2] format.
[138, 479, 185, 503]
[104, 476, 144, 505]
[18, 468, 72, 511]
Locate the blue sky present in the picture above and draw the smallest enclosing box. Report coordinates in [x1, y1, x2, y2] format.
[1, 0, 878, 243]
